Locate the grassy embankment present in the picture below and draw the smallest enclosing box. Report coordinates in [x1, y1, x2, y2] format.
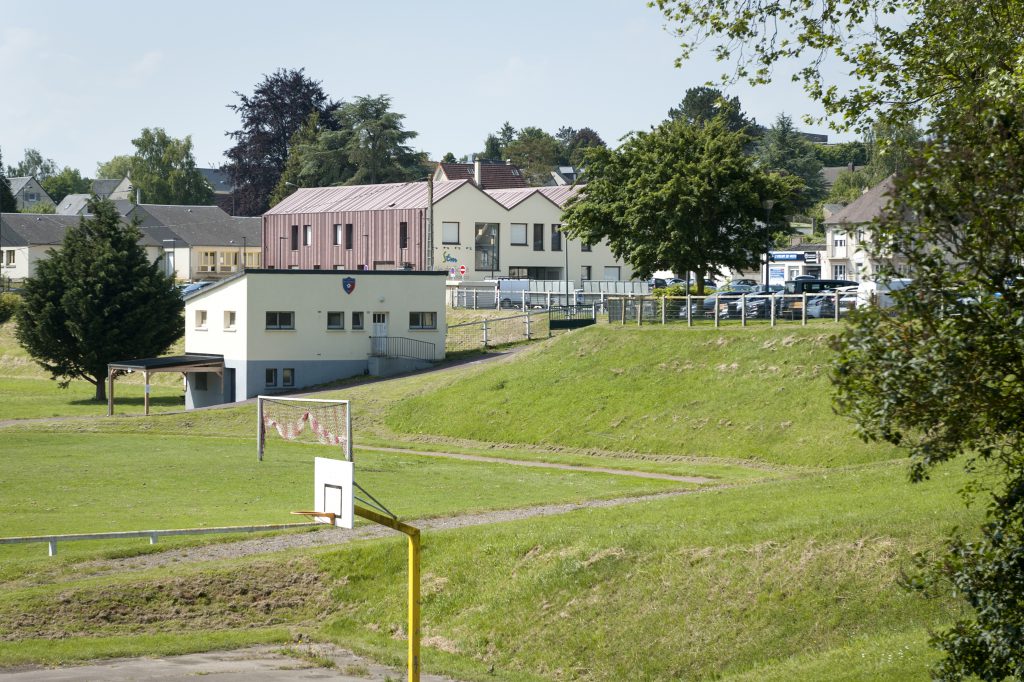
[0, 320, 978, 680]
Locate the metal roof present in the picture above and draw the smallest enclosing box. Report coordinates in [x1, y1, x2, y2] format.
[108, 354, 224, 371]
[265, 180, 469, 215]
[485, 185, 581, 210]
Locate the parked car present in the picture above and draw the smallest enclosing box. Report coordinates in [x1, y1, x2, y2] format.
[688, 285, 754, 318]
[776, 279, 858, 318]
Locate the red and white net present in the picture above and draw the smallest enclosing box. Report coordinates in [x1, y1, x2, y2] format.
[261, 398, 348, 449]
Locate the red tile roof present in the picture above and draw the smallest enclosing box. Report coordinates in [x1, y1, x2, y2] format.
[437, 162, 529, 189]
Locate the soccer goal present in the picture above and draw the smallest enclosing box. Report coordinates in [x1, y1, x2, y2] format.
[257, 396, 351, 462]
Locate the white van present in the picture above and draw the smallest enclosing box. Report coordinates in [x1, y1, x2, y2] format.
[857, 278, 912, 308]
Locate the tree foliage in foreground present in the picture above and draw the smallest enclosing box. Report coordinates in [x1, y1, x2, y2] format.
[652, 0, 1024, 677]
[16, 198, 183, 401]
[562, 117, 797, 293]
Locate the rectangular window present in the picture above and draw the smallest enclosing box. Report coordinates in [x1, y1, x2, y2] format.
[290, 225, 299, 250]
[193, 372, 208, 391]
[265, 368, 277, 387]
[581, 265, 591, 281]
[224, 310, 236, 330]
[195, 310, 207, 329]
[352, 311, 364, 330]
[442, 222, 459, 244]
[265, 311, 295, 330]
[510, 223, 527, 245]
[219, 251, 238, 272]
[409, 311, 437, 330]
[533, 224, 544, 251]
[244, 251, 261, 267]
[833, 237, 846, 247]
[399, 222, 408, 249]
[327, 311, 345, 329]
[200, 251, 216, 272]
[603, 266, 621, 281]
[833, 264, 847, 279]
[345, 224, 354, 249]
[551, 224, 562, 252]
[581, 242, 592, 253]
[303, 225, 312, 246]
[333, 224, 342, 246]
[475, 223, 499, 272]
[3, 250, 14, 266]
[282, 368, 295, 387]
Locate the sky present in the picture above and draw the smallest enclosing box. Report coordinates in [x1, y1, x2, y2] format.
[0, 1, 855, 177]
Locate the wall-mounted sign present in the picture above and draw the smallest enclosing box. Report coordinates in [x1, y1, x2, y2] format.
[342, 277, 356, 295]
[442, 251, 458, 264]
[803, 252, 820, 264]
[770, 252, 803, 261]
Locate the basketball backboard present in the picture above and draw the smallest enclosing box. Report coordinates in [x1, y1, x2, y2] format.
[313, 457, 354, 529]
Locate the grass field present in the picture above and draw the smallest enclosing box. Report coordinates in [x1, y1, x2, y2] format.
[0, 319, 978, 680]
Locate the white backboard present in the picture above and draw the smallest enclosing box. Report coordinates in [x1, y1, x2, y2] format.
[314, 457, 354, 529]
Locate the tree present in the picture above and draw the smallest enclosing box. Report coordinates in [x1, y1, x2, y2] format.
[814, 141, 868, 168]
[440, 152, 457, 163]
[504, 127, 561, 185]
[20, 201, 55, 214]
[667, 86, 759, 135]
[557, 126, 607, 167]
[653, 0, 1024, 676]
[755, 114, 826, 211]
[562, 116, 797, 293]
[478, 122, 518, 161]
[41, 167, 92, 205]
[336, 95, 427, 185]
[224, 68, 340, 216]
[16, 197, 183, 401]
[6, 148, 58, 180]
[126, 128, 213, 205]
[0, 149, 15, 213]
[96, 155, 133, 180]
[269, 111, 333, 206]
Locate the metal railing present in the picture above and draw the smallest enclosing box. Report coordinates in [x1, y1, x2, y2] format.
[607, 292, 859, 327]
[0, 522, 319, 557]
[446, 310, 551, 352]
[550, 304, 597, 329]
[369, 336, 437, 362]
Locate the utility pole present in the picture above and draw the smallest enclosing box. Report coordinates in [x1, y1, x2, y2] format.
[426, 173, 434, 270]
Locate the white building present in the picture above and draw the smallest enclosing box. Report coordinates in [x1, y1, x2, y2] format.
[182, 269, 447, 408]
[823, 176, 907, 281]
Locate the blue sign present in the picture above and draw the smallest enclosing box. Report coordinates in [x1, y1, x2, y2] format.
[770, 252, 803, 261]
[342, 277, 356, 295]
[442, 251, 458, 264]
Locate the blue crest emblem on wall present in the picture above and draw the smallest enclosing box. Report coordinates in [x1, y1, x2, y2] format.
[342, 277, 356, 295]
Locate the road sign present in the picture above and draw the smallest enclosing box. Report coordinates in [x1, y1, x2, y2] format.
[459, 265, 466, 275]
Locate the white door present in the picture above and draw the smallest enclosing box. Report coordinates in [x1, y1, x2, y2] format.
[372, 312, 388, 355]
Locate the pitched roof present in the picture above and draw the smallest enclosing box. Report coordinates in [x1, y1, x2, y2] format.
[133, 204, 260, 247]
[822, 165, 863, 187]
[7, 177, 32, 194]
[437, 161, 529, 189]
[92, 178, 127, 198]
[264, 180, 469, 215]
[198, 168, 235, 194]
[826, 176, 896, 226]
[485, 185, 581, 210]
[0, 213, 83, 246]
[56, 193, 91, 215]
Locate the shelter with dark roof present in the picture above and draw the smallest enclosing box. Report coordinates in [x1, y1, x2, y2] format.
[433, 159, 529, 189]
[264, 179, 631, 284]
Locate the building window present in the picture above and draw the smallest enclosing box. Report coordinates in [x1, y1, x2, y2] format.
[399, 222, 408, 249]
[581, 266, 592, 281]
[244, 251, 261, 267]
[265, 311, 295, 330]
[510, 223, 527, 245]
[200, 251, 216, 272]
[193, 372, 208, 391]
[219, 251, 238, 272]
[509, 266, 561, 280]
[195, 310, 208, 329]
[303, 225, 312, 246]
[224, 311, 236, 330]
[533, 224, 544, 251]
[603, 266, 621, 281]
[345, 224, 354, 249]
[327, 311, 345, 329]
[551, 224, 562, 252]
[833, 264, 847, 279]
[442, 222, 459, 244]
[290, 225, 299, 250]
[282, 368, 295, 387]
[265, 368, 277, 387]
[409, 311, 437, 330]
[581, 242, 592, 253]
[333, 224, 342, 245]
[352, 311, 364, 330]
[3, 250, 14, 266]
[475, 223, 499, 272]
[833, 237, 846, 247]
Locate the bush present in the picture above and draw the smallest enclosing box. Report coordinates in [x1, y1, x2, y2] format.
[0, 292, 24, 324]
[652, 284, 707, 297]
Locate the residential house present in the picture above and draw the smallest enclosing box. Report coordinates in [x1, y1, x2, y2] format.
[821, 176, 908, 282]
[433, 160, 528, 189]
[181, 269, 446, 408]
[262, 180, 631, 284]
[6, 177, 55, 211]
[92, 177, 133, 201]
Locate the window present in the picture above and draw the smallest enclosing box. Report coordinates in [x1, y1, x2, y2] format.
[581, 242, 592, 253]
[409, 311, 437, 330]
[399, 222, 408, 249]
[303, 225, 312, 246]
[581, 266, 592, 281]
[290, 225, 299, 250]
[475, 223, 499, 272]
[333, 224, 342, 246]
[313, 264, 321, 270]
[442, 222, 459, 244]
[833, 237, 846, 247]
[219, 251, 238, 272]
[533, 224, 544, 251]
[551, 224, 562, 252]
[265, 368, 277, 387]
[327, 311, 345, 329]
[200, 251, 216, 272]
[509, 266, 561, 280]
[193, 372, 208, 391]
[195, 310, 208, 329]
[372, 312, 387, 325]
[26, 192, 38, 202]
[833, 264, 847, 279]
[351, 311, 364, 330]
[282, 368, 295, 387]
[244, 251, 260, 267]
[345, 224, 354, 249]
[510, 223, 527, 245]
[224, 311, 236, 330]
[603, 266, 621, 281]
[3, 250, 14, 266]
[265, 311, 295, 330]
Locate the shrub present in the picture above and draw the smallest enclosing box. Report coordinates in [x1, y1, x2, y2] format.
[0, 292, 24, 324]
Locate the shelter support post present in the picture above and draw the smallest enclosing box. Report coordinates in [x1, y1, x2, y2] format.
[107, 368, 115, 416]
[143, 370, 150, 416]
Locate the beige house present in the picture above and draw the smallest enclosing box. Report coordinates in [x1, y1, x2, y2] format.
[823, 176, 907, 281]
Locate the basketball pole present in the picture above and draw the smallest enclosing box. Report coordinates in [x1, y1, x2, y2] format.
[355, 505, 421, 682]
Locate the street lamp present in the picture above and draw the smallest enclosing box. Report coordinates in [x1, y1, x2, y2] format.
[162, 238, 176, 279]
[762, 199, 776, 286]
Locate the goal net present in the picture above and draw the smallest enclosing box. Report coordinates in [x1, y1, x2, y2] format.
[257, 396, 351, 462]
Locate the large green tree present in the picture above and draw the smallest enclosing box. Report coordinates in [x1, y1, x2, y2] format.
[653, 0, 1024, 676]
[6, 148, 58, 180]
[16, 198, 183, 401]
[562, 116, 797, 293]
[755, 113, 826, 211]
[337, 94, 427, 185]
[504, 127, 561, 185]
[127, 128, 213, 205]
[95, 155, 133, 180]
[667, 86, 759, 135]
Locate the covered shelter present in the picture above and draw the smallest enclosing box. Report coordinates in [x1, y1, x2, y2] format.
[106, 354, 224, 416]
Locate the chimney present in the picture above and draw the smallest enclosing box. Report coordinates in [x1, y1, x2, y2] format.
[474, 160, 482, 187]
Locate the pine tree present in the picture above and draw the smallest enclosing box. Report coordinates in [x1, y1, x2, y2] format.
[16, 198, 183, 400]
[0, 148, 17, 212]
